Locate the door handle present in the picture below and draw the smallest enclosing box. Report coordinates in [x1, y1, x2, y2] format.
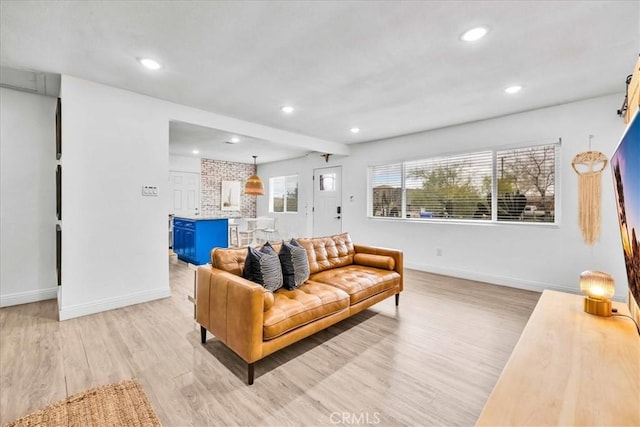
[335, 216, 341, 219]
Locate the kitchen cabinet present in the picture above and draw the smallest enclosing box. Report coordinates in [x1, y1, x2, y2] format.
[173, 217, 228, 265]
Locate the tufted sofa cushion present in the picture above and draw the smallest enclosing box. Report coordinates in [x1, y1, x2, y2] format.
[212, 247, 249, 276]
[296, 232, 355, 274]
[309, 265, 401, 305]
[212, 235, 356, 278]
[212, 243, 283, 275]
[263, 281, 349, 340]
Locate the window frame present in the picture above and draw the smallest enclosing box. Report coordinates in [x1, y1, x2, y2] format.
[269, 174, 299, 214]
[368, 141, 560, 226]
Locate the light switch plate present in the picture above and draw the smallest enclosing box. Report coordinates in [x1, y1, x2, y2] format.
[142, 185, 158, 197]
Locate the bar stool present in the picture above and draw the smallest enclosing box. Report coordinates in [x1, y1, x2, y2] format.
[228, 219, 240, 247]
[238, 218, 257, 246]
[255, 217, 278, 244]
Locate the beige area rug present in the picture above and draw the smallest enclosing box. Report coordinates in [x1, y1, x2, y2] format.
[4, 379, 161, 427]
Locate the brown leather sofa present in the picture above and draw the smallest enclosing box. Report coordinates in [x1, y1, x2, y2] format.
[196, 232, 403, 384]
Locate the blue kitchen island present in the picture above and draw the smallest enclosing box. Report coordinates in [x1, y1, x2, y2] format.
[173, 217, 229, 265]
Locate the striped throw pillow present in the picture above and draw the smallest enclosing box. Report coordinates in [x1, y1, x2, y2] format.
[279, 239, 310, 290]
[243, 245, 283, 292]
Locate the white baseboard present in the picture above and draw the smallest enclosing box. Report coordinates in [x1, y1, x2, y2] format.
[0, 287, 57, 308]
[404, 262, 627, 303]
[58, 287, 171, 321]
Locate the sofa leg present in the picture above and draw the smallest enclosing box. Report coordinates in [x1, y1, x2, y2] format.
[248, 363, 255, 385]
[201, 326, 207, 344]
[395, 294, 400, 306]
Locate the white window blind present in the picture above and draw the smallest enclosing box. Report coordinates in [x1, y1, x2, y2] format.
[405, 151, 493, 220]
[368, 141, 558, 224]
[269, 175, 298, 213]
[371, 163, 403, 217]
[495, 144, 556, 222]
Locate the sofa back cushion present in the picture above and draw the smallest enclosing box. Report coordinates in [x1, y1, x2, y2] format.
[211, 233, 354, 277]
[297, 232, 355, 274]
[211, 247, 247, 276]
[212, 242, 283, 276]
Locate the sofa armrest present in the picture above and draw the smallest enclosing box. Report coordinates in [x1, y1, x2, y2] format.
[353, 244, 404, 292]
[196, 266, 268, 363]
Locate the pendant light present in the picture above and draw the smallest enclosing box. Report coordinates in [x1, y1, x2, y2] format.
[244, 155, 264, 196]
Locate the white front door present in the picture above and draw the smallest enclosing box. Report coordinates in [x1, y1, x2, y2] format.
[313, 166, 342, 237]
[169, 171, 200, 217]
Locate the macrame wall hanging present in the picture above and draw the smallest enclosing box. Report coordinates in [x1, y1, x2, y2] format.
[571, 135, 608, 246]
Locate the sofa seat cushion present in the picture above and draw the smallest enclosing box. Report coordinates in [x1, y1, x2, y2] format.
[310, 266, 401, 305]
[263, 281, 349, 340]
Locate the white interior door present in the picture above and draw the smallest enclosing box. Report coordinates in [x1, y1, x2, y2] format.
[313, 166, 342, 237]
[169, 171, 200, 217]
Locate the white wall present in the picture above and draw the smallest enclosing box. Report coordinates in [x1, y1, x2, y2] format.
[58, 76, 344, 320]
[59, 77, 171, 319]
[11, 73, 628, 317]
[0, 88, 57, 307]
[256, 155, 317, 240]
[257, 94, 629, 300]
[169, 154, 200, 173]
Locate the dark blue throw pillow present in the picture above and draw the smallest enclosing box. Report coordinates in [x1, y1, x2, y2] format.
[261, 241, 276, 254]
[243, 244, 283, 292]
[279, 239, 310, 290]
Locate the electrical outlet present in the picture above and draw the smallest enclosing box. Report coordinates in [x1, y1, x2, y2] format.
[436, 248, 443, 256]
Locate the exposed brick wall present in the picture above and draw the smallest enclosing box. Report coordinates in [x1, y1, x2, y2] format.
[200, 158, 257, 218]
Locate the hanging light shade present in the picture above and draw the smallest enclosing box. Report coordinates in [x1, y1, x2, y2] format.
[244, 155, 264, 196]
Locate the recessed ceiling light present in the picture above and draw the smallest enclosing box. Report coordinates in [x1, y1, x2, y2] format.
[138, 57, 162, 70]
[281, 105, 294, 114]
[350, 127, 360, 134]
[505, 85, 523, 94]
[230, 136, 240, 143]
[461, 27, 488, 42]
[192, 149, 199, 154]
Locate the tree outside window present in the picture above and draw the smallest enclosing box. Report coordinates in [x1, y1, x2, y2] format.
[496, 145, 555, 222]
[369, 143, 557, 223]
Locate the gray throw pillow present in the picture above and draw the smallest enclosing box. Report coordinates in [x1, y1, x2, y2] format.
[279, 239, 310, 290]
[261, 241, 276, 254]
[243, 245, 283, 292]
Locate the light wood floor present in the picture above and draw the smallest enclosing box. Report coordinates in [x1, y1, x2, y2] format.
[0, 260, 540, 426]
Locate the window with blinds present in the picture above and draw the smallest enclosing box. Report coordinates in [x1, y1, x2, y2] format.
[269, 175, 299, 213]
[495, 144, 556, 222]
[406, 151, 492, 220]
[369, 142, 558, 223]
[371, 163, 403, 218]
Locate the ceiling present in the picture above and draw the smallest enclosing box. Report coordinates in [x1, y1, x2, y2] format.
[169, 121, 309, 163]
[1, 1, 638, 164]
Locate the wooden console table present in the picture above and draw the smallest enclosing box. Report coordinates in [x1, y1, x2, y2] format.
[476, 290, 640, 426]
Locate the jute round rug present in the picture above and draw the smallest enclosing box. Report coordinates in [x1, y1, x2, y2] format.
[4, 379, 161, 427]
